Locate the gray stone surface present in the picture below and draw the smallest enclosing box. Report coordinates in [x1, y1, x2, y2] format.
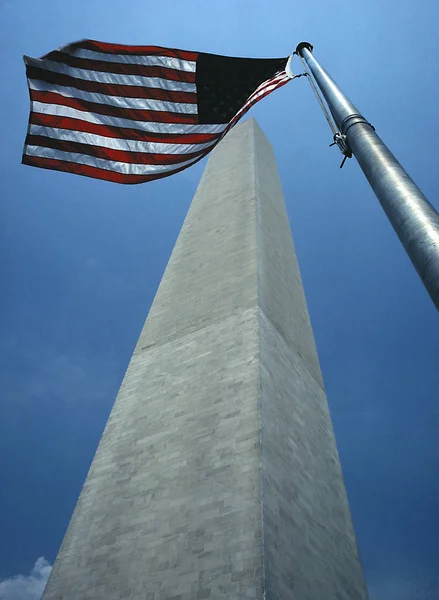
[43, 119, 368, 600]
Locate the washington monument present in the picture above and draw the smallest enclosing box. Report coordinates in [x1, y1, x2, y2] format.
[42, 119, 368, 599]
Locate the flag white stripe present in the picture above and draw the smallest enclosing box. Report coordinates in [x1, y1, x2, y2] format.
[240, 75, 289, 112]
[72, 48, 196, 72]
[29, 125, 217, 155]
[31, 102, 227, 135]
[29, 79, 198, 114]
[229, 73, 289, 122]
[207, 76, 286, 153]
[25, 57, 196, 92]
[238, 85, 283, 120]
[24, 45, 291, 184]
[248, 73, 289, 99]
[223, 74, 289, 134]
[25, 145, 203, 175]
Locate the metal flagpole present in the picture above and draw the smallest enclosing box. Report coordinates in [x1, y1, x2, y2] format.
[296, 42, 439, 311]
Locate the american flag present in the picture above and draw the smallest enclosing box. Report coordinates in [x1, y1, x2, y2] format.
[22, 40, 292, 184]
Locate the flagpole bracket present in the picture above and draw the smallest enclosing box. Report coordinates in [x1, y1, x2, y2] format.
[330, 132, 352, 169]
[330, 115, 375, 169]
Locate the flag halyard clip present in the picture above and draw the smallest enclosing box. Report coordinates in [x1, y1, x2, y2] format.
[330, 132, 352, 169]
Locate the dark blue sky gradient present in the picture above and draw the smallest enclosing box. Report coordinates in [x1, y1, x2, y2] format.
[0, 1, 438, 598]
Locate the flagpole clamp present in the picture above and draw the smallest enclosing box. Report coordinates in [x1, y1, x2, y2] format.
[340, 114, 375, 136]
[330, 115, 374, 169]
[329, 132, 352, 169]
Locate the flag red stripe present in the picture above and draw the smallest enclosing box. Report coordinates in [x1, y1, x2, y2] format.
[27, 66, 197, 103]
[25, 42, 292, 184]
[29, 113, 219, 145]
[25, 134, 207, 165]
[69, 40, 198, 61]
[214, 75, 290, 145]
[39, 52, 197, 82]
[30, 90, 199, 125]
[22, 154, 202, 184]
[230, 75, 290, 127]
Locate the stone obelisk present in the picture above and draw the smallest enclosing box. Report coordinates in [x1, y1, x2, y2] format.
[43, 119, 368, 600]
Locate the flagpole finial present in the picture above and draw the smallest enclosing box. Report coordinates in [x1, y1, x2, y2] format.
[295, 42, 313, 56]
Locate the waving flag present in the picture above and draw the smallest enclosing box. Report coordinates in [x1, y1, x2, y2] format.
[22, 40, 292, 184]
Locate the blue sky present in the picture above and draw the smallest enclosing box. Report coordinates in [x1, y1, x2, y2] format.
[1, 0, 439, 598]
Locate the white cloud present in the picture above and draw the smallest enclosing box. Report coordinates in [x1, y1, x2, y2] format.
[0, 557, 52, 600]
